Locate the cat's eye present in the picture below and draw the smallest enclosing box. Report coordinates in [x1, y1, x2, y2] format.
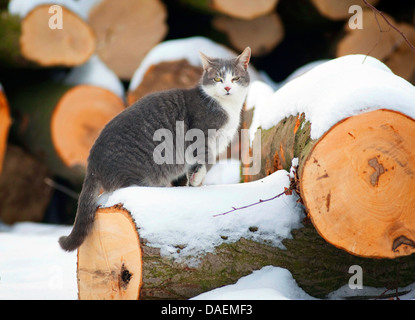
[214, 77, 222, 83]
[232, 77, 240, 82]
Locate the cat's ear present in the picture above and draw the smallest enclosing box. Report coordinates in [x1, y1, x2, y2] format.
[236, 47, 251, 70]
[199, 51, 213, 71]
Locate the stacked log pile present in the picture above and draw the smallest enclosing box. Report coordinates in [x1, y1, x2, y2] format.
[0, 0, 414, 300]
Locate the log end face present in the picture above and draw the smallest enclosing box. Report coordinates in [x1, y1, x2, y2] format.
[77, 205, 142, 300]
[20, 5, 96, 66]
[301, 109, 415, 259]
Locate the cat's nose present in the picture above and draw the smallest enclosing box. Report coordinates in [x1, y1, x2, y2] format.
[224, 86, 231, 92]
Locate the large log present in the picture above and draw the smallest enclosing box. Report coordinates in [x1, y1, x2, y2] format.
[76, 184, 415, 300]
[9, 82, 125, 184]
[249, 109, 415, 259]
[245, 55, 415, 259]
[0, 84, 11, 173]
[0, 5, 95, 67]
[88, 0, 168, 80]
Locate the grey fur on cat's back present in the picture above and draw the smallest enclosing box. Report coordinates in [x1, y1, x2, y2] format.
[89, 86, 228, 190]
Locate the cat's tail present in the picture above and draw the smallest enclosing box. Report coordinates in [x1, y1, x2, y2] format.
[59, 171, 101, 252]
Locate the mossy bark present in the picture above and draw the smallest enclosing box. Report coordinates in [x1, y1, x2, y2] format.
[0, 11, 27, 67]
[8, 81, 85, 185]
[77, 205, 415, 300]
[140, 222, 415, 299]
[246, 113, 315, 182]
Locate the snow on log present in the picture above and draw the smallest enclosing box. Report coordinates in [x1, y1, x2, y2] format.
[246, 54, 415, 259]
[310, 0, 379, 20]
[9, 82, 124, 184]
[0, 145, 53, 224]
[336, 9, 415, 83]
[77, 170, 304, 299]
[180, 0, 279, 20]
[88, 0, 168, 80]
[0, 84, 11, 174]
[2, 3, 95, 67]
[127, 36, 263, 105]
[212, 12, 284, 57]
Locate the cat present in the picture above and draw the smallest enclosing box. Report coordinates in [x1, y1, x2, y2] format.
[59, 47, 251, 252]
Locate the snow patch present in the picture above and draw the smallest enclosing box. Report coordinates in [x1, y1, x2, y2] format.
[98, 166, 304, 263]
[192, 266, 316, 300]
[64, 54, 125, 100]
[249, 55, 415, 140]
[8, 0, 102, 20]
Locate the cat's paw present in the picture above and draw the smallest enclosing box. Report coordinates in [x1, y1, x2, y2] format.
[189, 165, 206, 187]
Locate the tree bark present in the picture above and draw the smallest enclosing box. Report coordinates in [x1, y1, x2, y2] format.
[247, 109, 415, 259]
[9, 82, 125, 184]
[77, 203, 415, 299]
[0, 5, 95, 67]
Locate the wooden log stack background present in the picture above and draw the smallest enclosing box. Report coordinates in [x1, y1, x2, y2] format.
[0, 0, 415, 299]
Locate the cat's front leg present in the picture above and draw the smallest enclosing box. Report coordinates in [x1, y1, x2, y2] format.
[188, 164, 207, 187]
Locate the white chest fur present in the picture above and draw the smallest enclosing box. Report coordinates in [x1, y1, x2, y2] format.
[209, 94, 245, 160]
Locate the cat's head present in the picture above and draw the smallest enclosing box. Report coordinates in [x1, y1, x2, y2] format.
[199, 47, 251, 104]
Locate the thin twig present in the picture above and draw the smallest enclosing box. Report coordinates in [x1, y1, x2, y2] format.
[362, 0, 415, 52]
[213, 189, 289, 217]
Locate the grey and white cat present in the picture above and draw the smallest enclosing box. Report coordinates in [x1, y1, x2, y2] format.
[59, 47, 251, 251]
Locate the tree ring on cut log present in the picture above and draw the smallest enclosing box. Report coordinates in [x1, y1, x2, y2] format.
[20, 5, 95, 66]
[51, 85, 125, 169]
[301, 109, 415, 259]
[77, 205, 142, 300]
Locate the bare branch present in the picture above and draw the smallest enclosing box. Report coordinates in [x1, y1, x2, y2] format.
[213, 188, 289, 217]
[362, 0, 415, 52]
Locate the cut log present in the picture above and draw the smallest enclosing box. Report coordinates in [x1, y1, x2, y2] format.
[0, 5, 95, 67]
[212, 12, 284, 57]
[0, 144, 53, 224]
[0, 85, 11, 173]
[247, 108, 415, 259]
[311, 0, 380, 20]
[336, 9, 415, 82]
[302, 109, 415, 258]
[88, 0, 168, 80]
[181, 0, 279, 20]
[77, 205, 143, 300]
[77, 197, 415, 300]
[9, 82, 125, 184]
[244, 55, 415, 259]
